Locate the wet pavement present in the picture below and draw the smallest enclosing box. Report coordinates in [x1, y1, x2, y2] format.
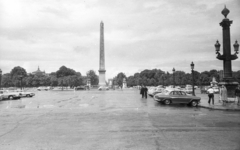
[0, 88, 240, 150]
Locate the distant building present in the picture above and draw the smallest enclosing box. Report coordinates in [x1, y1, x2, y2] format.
[32, 66, 47, 76]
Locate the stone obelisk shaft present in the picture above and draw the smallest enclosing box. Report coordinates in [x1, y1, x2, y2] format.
[98, 21, 106, 86]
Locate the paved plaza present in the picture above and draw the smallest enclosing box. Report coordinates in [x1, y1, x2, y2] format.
[0, 88, 240, 150]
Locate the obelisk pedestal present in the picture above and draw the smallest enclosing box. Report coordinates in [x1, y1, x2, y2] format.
[98, 21, 106, 86]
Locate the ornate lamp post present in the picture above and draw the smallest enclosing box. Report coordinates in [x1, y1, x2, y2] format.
[191, 62, 195, 96]
[215, 6, 239, 98]
[19, 74, 23, 90]
[0, 69, 2, 90]
[172, 68, 175, 88]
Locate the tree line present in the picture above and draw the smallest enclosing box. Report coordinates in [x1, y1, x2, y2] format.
[1, 66, 240, 88]
[1, 66, 99, 88]
[114, 69, 240, 88]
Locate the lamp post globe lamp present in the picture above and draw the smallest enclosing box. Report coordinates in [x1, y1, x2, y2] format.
[190, 62, 195, 96]
[172, 68, 175, 88]
[233, 40, 239, 54]
[215, 40, 221, 55]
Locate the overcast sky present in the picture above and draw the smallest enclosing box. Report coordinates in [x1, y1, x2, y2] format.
[0, 0, 240, 79]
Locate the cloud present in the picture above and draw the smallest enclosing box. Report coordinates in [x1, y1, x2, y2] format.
[0, 0, 239, 79]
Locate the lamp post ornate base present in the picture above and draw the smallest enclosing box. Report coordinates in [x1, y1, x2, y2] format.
[215, 6, 239, 99]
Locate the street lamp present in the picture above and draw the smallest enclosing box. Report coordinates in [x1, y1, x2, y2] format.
[190, 62, 195, 96]
[19, 74, 23, 90]
[214, 6, 239, 98]
[172, 68, 175, 88]
[18, 68, 24, 90]
[0, 69, 2, 90]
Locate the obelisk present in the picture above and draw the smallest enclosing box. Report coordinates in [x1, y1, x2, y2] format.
[98, 21, 106, 86]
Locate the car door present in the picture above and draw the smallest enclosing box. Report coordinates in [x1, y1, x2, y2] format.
[169, 91, 181, 103]
[179, 91, 191, 103]
[171, 91, 188, 103]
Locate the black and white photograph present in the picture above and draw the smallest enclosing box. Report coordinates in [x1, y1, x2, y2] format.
[0, 0, 240, 150]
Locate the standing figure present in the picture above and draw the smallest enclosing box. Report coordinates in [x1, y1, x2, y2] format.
[221, 85, 228, 103]
[235, 85, 240, 105]
[219, 86, 222, 102]
[143, 86, 148, 99]
[207, 86, 214, 105]
[140, 85, 144, 98]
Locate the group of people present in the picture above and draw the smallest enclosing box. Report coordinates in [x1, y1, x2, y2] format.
[207, 85, 240, 105]
[140, 85, 148, 99]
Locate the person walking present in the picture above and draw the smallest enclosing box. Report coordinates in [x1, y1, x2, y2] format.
[207, 86, 214, 105]
[235, 85, 240, 105]
[221, 85, 228, 103]
[143, 85, 148, 99]
[140, 85, 144, 98]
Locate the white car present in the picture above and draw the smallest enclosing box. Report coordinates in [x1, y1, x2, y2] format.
[37, 86, 50, 91]
[98, 86, 109, 90]
[0, 93, 3, 100]
[12, 90, 35, 97]
[148, 87, 164, 97]
[0, 90, 21, 100]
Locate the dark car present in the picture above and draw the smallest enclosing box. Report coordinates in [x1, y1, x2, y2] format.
[153, 89, 201, 107]
[75, 86, 86, 90]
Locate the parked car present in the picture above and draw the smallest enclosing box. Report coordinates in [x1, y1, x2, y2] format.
[37, 86, 50, 91]
[148, 87, 164, 97]
[98, 86, 109, 90]
[12, 90, 35, 97]
[183, 87, 193, 94]
[0, 93, 3, 100]
[75, 86, 86, 90]
[147, 87, 157, 96]
[0, 90, 21, 100]
[153, 89, 201, 107]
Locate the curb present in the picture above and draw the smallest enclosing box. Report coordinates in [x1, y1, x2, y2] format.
[198, 105, 240, 111]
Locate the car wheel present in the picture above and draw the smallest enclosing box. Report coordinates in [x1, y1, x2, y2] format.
[164, 99, 171, 105]
[26, 94, 30, 97]
[191, 100, 198, 107]
[8, 96, 14, 100]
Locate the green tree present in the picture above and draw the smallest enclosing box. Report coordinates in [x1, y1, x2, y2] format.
[56, 66, 76, 78]
[10, 66, 27, 88]
[114, 72, 127, 87]
[1, 73, 14, 87]
[86, 70, 99, 85]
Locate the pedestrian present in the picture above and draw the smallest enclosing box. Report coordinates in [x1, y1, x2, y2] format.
[221, 85, 228, 103]
[219, 86, 222, 102]
[140, 85, 144, 98]
[207, 86, 214, 105]
[143, 85, 148, 99]
[235, 85, 240, 105]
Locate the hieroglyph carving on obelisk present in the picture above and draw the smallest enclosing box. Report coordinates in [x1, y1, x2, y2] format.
[98, 21, 106, 86]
